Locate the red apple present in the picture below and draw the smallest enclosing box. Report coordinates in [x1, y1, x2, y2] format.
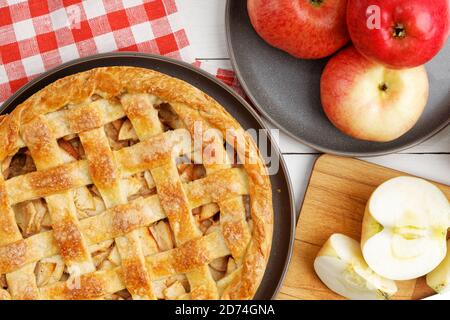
[247, 0, 349, 59]
[347, 0, 449, 69]
[320, 46, 429, 142]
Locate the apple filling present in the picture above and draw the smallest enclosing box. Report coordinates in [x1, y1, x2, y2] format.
[0, 98, 251, 300]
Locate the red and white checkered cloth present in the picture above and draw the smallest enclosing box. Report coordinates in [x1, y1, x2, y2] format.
[0, 0, 241, 105]
[194, 60, 244, 97]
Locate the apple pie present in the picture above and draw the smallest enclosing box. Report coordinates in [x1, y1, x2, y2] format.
[0, 67, 273, 300]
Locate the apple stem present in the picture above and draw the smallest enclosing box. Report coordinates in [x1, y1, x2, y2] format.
[310, 0, 324, 7]
[393, 23, 407, 39]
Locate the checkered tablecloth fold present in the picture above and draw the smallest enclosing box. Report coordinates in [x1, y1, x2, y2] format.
[0, 0, 206, 105]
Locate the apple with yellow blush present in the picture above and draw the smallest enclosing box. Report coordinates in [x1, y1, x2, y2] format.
[320, 46, 429, 142]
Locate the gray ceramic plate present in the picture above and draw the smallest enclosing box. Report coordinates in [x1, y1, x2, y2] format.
[226, 0, 450, 156]
[0, 52, 296, 300]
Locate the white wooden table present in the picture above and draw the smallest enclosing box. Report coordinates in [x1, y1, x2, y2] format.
[179, 0, 450, 214]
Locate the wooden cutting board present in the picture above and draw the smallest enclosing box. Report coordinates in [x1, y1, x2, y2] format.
[278, 154, 450, 300]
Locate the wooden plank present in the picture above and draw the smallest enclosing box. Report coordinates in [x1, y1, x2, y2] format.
[279, 154, 450, 300]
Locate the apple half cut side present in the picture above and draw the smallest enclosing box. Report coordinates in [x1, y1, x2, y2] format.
[361, 177, 450, 281]
[314, 234, 397, 300]
[427, 239, 450, 294]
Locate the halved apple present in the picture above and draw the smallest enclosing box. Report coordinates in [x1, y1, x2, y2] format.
[427, 239, 450, 294]
[314, 234, 397, 300]
[361, 177, 450, 281]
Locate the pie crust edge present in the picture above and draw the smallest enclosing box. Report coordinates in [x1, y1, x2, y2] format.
[0, 66, 274, 300]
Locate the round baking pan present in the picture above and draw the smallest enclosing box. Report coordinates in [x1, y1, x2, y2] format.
[226, 0, 450, 156]
[0, 52, 296, 300]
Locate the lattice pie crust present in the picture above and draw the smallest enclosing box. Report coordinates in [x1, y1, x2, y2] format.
[0, 67, 273, 300]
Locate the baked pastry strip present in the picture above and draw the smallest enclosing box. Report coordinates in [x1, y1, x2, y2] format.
[12, 99, 124, 150]
[120, 94, 163, 139]
[151, 162, 220, 299]
[171, 103, 252, 261]
[0, 174, 38, 299]
[122, 93, 219, 300]
[20, 116, 96, 276]
[38, 230, 229, 299]
[0, 177, 22, 247]
[151, 162, 202, 245]
[44, 231, 228, 299]
[0, 151, 250, 298]
[79, 127, 156, 300]
[5, 129, 190, 205]
[10, 96, 172, 155]
[169, 102, 272, 299]
[0, 100, 123, 299]
[2, 117, 93, 300]
[0, 168, 248, 275]
[120, 93, 187, 299]
[185, 127, 251, 298]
